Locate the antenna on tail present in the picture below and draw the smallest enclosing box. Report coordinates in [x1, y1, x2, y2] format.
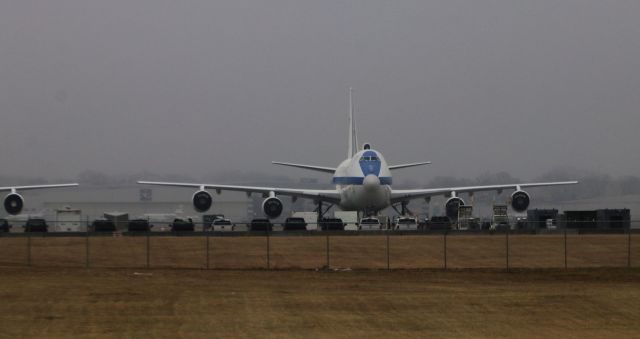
[348, 87, 358, 158]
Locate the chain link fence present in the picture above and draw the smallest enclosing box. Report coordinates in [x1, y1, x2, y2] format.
[0, 221, 638, 270]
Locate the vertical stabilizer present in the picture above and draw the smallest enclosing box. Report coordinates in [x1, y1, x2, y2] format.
[347, 87, 358, 159]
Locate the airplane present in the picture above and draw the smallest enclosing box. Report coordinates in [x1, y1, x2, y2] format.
[0, 183, 79, 215]
[138, 88, 577, 221]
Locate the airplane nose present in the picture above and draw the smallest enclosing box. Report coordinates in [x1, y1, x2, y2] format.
[363, 174, 380, 190]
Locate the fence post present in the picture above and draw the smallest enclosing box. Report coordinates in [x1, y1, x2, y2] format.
[146, 232, 150, 269]
[27, 234, 31, 267]
[564, 229, 567, 270]
[386, 231, 390, 271]
[266, 230, 270, 270]
[326, 234, 330, 269]
[443, 231, 447, 270]
[506, 228, 510, 272]
[628, 228, 632, 268]
[206, 233, 210, 270]
[85, 232, 90, 268]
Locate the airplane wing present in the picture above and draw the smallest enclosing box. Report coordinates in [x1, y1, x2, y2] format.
[0, 183, 79, 192]
[271, 162, 337, 174]
[388, 161, 431, 170]
[137, 181, 342, 204]
[390, 181, 578, 204]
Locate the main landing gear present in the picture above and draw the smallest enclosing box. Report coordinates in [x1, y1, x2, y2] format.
[391, 201, 412, 216]
[314, 200, 335, 223]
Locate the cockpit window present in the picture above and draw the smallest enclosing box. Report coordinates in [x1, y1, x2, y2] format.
[359, 156, 379, 162]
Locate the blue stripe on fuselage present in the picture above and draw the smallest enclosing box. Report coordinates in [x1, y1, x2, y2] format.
[332, 177, 393, 185]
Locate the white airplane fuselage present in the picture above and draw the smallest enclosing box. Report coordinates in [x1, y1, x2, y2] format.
[334, 149, 392, 211]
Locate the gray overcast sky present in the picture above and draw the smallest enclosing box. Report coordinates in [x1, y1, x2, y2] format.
[1, 1, 639, 182]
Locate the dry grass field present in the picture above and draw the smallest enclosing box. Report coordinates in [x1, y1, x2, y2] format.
[0, 267, 639, 338]
[0, 234, 639, 337]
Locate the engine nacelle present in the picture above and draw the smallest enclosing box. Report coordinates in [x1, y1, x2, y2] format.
[4, 193, 24, 215]
[511, 190, 530, 212]
[445, 197, 465, 220]
[262, 197, 283, 219]
[192, 190, 213, 213]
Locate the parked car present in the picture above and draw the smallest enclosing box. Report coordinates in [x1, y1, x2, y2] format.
[202, 214, 225, 231]
[250, 218, 273, 232]
[320, 218, 345, 231]
[490, 222, 510, 232]
[0, 218, 11, 232]
[394, 217, 418, 231]
[92, 219, 116, 232]
[25, 218, 48, 232]
[171, 218, 195, 232]
[359, 217, 383, 231]
[283, 217, 307, 231]
[128, 219, 150, 232]
[211, 218, 234, 232]
[427, 216, 452, 230]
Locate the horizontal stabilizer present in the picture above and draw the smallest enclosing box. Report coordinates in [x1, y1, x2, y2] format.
[388, 161, 432, 170]
[271, 162, 336, 174]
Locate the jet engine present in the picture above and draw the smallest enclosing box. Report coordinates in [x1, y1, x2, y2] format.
[192, 190, 213, 213]
[4, 193, 24, 215]
[445, 197, 465, 220]
[262, 197, 283, 219]
[510, 190, 530, 212]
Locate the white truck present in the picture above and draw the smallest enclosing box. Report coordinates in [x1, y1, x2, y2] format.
[334, 211, 359, 231]
[211, 218, 234, 232]
[394, 216, 418, 231]
[359, 216, 384, 231]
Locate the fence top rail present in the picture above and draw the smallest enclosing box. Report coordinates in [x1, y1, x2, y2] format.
[2, 219, 639, 224]
[1, 228, 638, 238]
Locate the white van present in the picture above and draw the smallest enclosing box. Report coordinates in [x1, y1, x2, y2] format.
[211, 218, 234, 232]
[394, 217, 418, 231]
[359, 217, 383, 231]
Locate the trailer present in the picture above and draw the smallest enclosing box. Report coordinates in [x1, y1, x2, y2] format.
[55, 207, 83, 232]
[491, 204, 510, 231]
